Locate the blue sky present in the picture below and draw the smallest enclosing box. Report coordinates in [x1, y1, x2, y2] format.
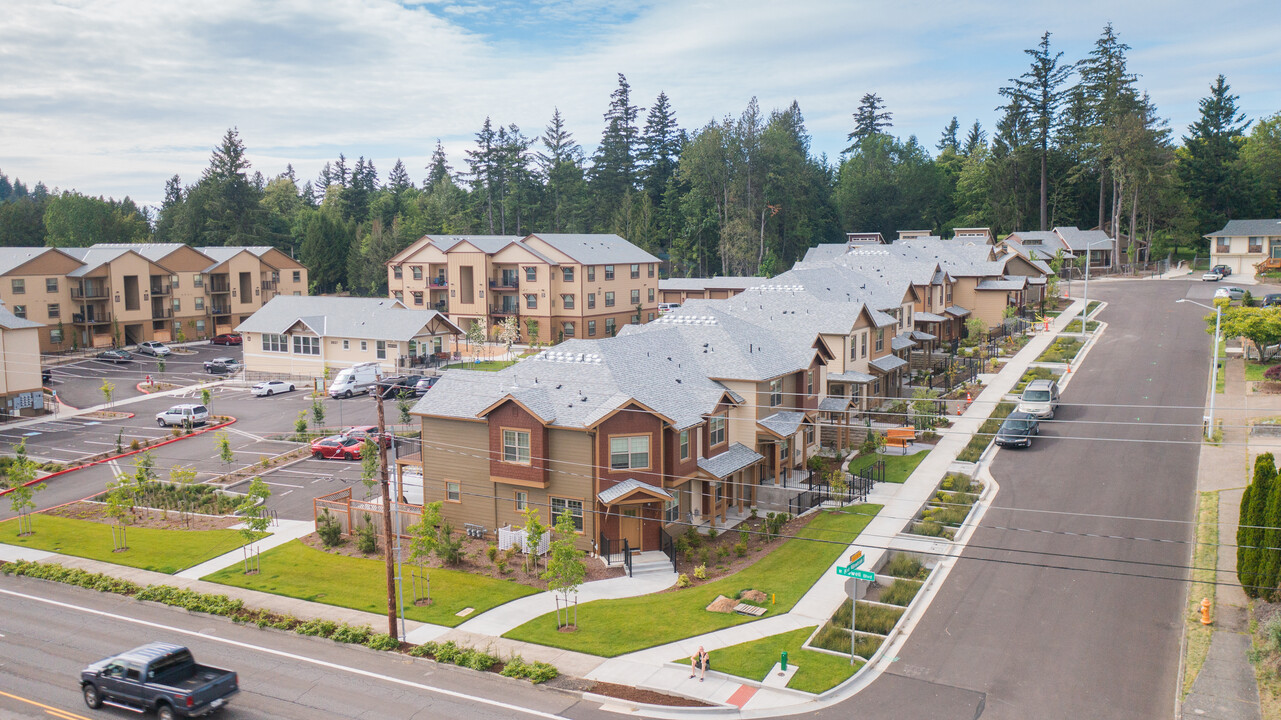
[1, 0, 1279, 209]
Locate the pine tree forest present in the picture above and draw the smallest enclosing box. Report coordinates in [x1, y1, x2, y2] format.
[2, 26, 1279, 295]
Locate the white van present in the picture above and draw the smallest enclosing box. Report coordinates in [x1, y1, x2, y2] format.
[328, 362, 382, 398]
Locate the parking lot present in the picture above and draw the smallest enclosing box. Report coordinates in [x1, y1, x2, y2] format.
[46, 343, 247, 408]
[228, 456, 377, 521]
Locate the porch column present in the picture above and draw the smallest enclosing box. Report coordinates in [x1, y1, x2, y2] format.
[736, 471, 745, 513]
[774, 442, 782, 487]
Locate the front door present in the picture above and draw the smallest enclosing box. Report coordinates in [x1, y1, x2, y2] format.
[620, 508, 642, 552]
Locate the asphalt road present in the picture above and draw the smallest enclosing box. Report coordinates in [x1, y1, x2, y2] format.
[0, 577, 612, 720]
[47, 344, 246, 408]
[821, 279, 1209, 720]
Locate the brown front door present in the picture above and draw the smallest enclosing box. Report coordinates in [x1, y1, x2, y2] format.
[621, 508, 642, 552]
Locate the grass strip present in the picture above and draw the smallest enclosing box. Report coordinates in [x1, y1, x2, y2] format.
[1182, 491, 1218, 698]
[956, 402, 1015, 463]
[847, 451, 929, 484]
[683, 625, 863, 694]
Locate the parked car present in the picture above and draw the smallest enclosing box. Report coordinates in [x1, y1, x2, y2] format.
[42, 367, 52, 383]
[80, 642, 239, 718]
[414, 376, 440, 394]
[1214, 286, 1245, 302]
[377, 375, 423, 398]
[1202, 270, 1223, 282]
[136, 341, 172, 357]
[1264, 294, 1281, 307]
[1212, 264, 1232, 276]
[340, 425, 392, 448]
[994, 411, 1040, 448]
[251, 380, 296, 397]
[658, 302, 681, 314]
[1017, 379, 1061, 420]
[210, 333, 242, 346]
[310, 435, 364, 460]
[155, 404, 210, 428]
[328, 361, 381, 398]
[203, 357, 242, 374]
[95, 349, 133, 364]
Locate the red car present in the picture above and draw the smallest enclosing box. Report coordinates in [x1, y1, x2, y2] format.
[211, 333, 243, 346]
[340, 425, 392, 448]
[310, 435, 364, 460]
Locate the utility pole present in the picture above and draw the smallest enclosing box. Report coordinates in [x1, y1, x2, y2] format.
[375, 381, 397, 638]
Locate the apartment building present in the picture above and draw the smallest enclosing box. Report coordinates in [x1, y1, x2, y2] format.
[387, 233, 662, 343]
[657, 277, 766, 305]
[0, 302, 45, 418]
[0, 244, 307, 353]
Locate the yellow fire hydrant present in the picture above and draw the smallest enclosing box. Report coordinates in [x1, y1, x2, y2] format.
[1200, 598, 1213, 625]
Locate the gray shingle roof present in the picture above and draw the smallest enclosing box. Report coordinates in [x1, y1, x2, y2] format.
[234, 296, 460, 341]
[914, 311, 946, 323]
[697, 443, 764, 479]
[432, 236, 525, 254]
[62, 246, 140, 277]
[659, 276, 767, 292]
[598, 478, 672, 505]
[91, 243, 191, 263]
[0, 247, 60, 276]
[818, 396, 853, 412]
[829, 370, 875, 383]
[944, 306, 970, 317]
[1206, 219, 1281, 238]
[0, 304, 43, 330]
[909, 330, 937, 342]
[527, 234, 660, 264]
[1053, 226, 1113, 252]
[870, 355, 908, 373]
[976, 278, 1027, 291]
[890, 335, 916, 351]
[758, 411, 805, 437]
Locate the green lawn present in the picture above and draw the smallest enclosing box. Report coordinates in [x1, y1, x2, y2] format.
[443, 360, 516, 372]
[689, 625, 862, 695]
[502, 505, 881, 657]
[0, 516, 260, 574]
[1036, 337, 1083, 364]
[848, 451, 928, 484]
[1216, 339, 1226, 394]
[1245, 361, 1281, 382]
[1063, 319, 1100, 333]
[202, 540, 537, 627]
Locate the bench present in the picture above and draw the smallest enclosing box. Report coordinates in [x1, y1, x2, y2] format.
[885, 426, 916, 454]
[464, 523, 486, 539]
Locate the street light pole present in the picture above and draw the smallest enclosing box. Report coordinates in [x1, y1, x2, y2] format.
[1176, 298, 1223, 437]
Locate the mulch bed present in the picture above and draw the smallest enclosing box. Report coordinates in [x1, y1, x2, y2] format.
[300, 531, 625, 591]
[44, 501, 240, 531]
[579, 680, 713, 707]
[663, 511, 823, 588]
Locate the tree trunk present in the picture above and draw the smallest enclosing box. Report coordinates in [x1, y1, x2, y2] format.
[1039, 146, 1048, 231]
[1097, 172, 1105, 232]
[1129, 188, 1138, 268]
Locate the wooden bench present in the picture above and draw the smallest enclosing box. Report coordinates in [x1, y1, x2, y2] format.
[885, 427, 916, 454]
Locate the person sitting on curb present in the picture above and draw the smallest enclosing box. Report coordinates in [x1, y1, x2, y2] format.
[689, 646, 709, 681]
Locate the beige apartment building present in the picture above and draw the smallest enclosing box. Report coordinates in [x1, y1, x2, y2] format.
[0, 244, 307, 353]
[0, 302, 45, 418]
[387, 233, 661, 344]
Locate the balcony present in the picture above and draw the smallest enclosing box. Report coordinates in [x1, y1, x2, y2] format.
[151, 307, 173, 320]
[432, 302, 448, 313]
[208, 278, 231, 294]
[209, 306, 232, 316]
[149, 283, 172, 296]
[71, 286, 109, 300]
[430, 277, 448, 288]
[489, 278, 519, 290]
[72, 311, 111, 325]
[261, 280, 278, 292]
[490, 305, 520, 317]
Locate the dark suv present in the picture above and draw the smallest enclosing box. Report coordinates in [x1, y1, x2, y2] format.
[1264, 294, 1281, 308]
[1212, 264, 1232, 277]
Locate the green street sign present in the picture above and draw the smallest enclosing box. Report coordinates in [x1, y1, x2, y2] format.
[850, 569, 875, 581]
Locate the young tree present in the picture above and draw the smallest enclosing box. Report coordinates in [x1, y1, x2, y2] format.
[524, 318, 540, 346]
[466, 319, 487, 351]
[521, 506, 548, 574]
[104, 476, 135, 551]
[130, 451, 159, 508]
[201, 387, 212, 414]
[543, 508, 587, 629]
[496, 316, 520, 356]
[407, 501, 443, 604]
[216, 431, 235, 472]
[360, 438, 380, 493]
[100, 379, 115, 407]
[169, 464, 198, 526]
[237, 477, 272, 573]
[1000, 32, 1073, 230]
[311, 397, 326, 427]
[398, 396, 413, 424]
[3, 440, 44, 535]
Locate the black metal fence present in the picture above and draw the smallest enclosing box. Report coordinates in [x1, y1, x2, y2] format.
[598, 533, 633, 576]
[659, 529, 677, 572]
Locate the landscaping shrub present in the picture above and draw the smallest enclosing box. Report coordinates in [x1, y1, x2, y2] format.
[356, 516, 378, 554]
[296, 618, 338, 638]
[1013, 367, 1057, 393]
[735, 541, 747, 557]
[957, 402, 1015, 463]
[458, 647, 499, 671]
[1036, 337, 1083, 364]
[330, 624, 372, 645]
[365, 633, 400, 651]
[1, 560, 141, 594]
[500, 656, 558, 684]
[435, 523, 465, 565]
[694, 563, 707, 580]
[854, 602, 904, 634]
[881, 554, 928, 580]
[136, 585, 245, 616]
[1266, 365, 1281, 381]
[813, 621, 884, 658]
[879, 579, 922, 607]
[676, 573, 691, 588]
[317, 509, 343, 547]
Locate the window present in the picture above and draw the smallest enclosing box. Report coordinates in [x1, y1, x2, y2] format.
[605, 318, 616, 336]
[170, 274, 179, 289]
[172, 298, 180, 311]
[263, 333, 288, 352]
[587, 320, 596, 336]
[631, 312, 640, 324]
[861, 332, 868, 358]
[550, 497, 583, 532]
[807, 370, 814, 395]
[446, 481, 461, 502]
[50, 328, 63, 343]
[196, 319, 206, 332]
[679, 430, 690, 460]
[503, 429, 531, 464]
[604, 265, 615, 280]
[525, 294, 537, 309]
[709, 416, 726, 446]
[664, 496, 680, 523]
[193, 274, 203, 288]
[412, 266, 423, 280]
[630, 289, 640, 305]
[376, 340, 386, 359]
[850, 336, 858, 360]
[605, 291, 615, 307]
[1250, 236, 1264, 254]
[515, 492, 528, 511]
[1216, 237, 1230, 254]
[562, 294, 575, 309]
[525, 266, 537, 282]
[11, 305, 25, 318]
[393, 265, 403, 279]
[648, 288, 655, 302]
[875, 328, 884, 352]
[47, 303, 59, 319]
[649, 264, 655, 278]
[630, 264, 639, 279]
[11, 279, 24, 294]
[342, 339, 350, 350]
[292, 271, 301, 282]
[411, 291, 423, 305]
[393, 291, 403, 302]
[770, 378, 783, 406]
[562, 267, 574, 282]
[648, 312, 654, 321]
[293, 335, 320, 355]
[806, 424, 815, 446]
[587, 266, 596, 282]
[45, 278, 58, 293]
[610, 436, 650, 469]
[563, 322, 575, 338]
[587, 293, 596, 309]
[361, 340, 368, 351]
[195, 296, 204, 310]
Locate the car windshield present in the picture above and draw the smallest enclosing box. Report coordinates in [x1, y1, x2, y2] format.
[1003, 419, 1031, 432]
[1023, 390, 1050, 402]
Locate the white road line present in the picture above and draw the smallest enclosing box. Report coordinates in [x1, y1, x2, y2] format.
[227, 427, 265, 442]
[0, 587, 572, 720]
[279, 490, 293, 497]
[263, 481, 304, 488]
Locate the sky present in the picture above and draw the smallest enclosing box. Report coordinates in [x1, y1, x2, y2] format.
[2, 0, 1280, 210]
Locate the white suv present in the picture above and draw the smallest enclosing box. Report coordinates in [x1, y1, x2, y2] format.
[155, 404, 210, 427]
[1017, 379, 1060, 420]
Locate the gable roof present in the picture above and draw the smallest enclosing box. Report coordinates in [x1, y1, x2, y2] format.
[0, 247, 76, 276]
[1053, 226, 1113, 252]
[234, 296, 460, 341]
[524, 234, 660, 264]
[659, 276, 767, 292]
[1206, 219, 1281, 238]
[0, 304, 43, 330]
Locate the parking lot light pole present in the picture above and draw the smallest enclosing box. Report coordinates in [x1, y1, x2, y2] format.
[1081, 239, 1111, 331]
[1177, 298, 1222, 437]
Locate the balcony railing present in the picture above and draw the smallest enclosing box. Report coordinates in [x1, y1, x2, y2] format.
[209, 306, 232, 316]
[151, 307, 173, 319]
[490, 306, 520, 316]
[429, 278, 448, 288]
[72, 312, 111, 325]
[432, 302, 448, 313]
[489, 278, 519, 290]
[71, 286, 109, 299]
[261, 280, 277, 292]
[149, 283, 172, 296]
[208, 279, 231, 293]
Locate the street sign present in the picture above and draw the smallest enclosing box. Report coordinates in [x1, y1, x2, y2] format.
[848, 550, 864, 569]
[844, 578, 856, 597]
[850, 569, 875, 581]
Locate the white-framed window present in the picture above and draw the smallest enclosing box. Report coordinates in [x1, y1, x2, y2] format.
[610, 435, 650, 470]
[446, 481, 460, 502]
[861, 332, 868, 357]
[807, 370, 814, 395]
[342, 340, 349, 350]
[503, 429, 531, 464]
[805, 424, 815, 446]
[515, 491, 528, 511]
[293, 335, 320, 355]
[710, 416, 726, 446]
[551, 497, 583, 532]
[47, 303, 59, 319]
[679, 430, 690, 460]
[263, 333, 288, 352]
[876, 328, 884, 352]
[562, 294, 575, 309]
[664, 496, 680, 523]
[376, 340, 386, 359]
[770, 378, 783, 406]
[562, 267, 574, 282]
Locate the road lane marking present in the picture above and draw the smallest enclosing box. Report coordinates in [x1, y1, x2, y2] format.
[263, 481, 304, 488]
[227, 427, 266, 442]
[0, 690, 91, 720]
[0, 588, 573, 720]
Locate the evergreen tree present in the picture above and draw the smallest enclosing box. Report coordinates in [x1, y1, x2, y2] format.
[333, 153, 350, 188]
[299, 208, 350, 293]
[465, 118, 499, 233]
[538, 109, 586, 232]
[388, 159, 412, 193]
[845, 92, 893, 151]
[590, 73, 642, 218]
[316, 162, 334, 195]
[639, 91, 681, 204]
[962, 120, 987, 157]
[1260, 461, 1281, 600]
[938, 117, 960, 154]
[425, 140, 454, 187]
[1000, 31, 1073, 230]
[153, 175, 184, 242]
[1178, 74, 1253, 235]
[198, 128, 274, 246]
[1240, 452, 1275, 598]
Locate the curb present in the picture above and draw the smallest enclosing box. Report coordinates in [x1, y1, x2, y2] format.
[0, 416, 238, 497]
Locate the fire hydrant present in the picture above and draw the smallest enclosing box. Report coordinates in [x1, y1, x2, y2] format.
[1200, 598, 1212, 625]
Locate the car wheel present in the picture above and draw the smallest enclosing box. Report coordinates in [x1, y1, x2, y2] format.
[344, 390, 353, 399]
[158, 703, 176, 720]
[313, 451, 322, 459]
[288, 385, 295, 392]
[265, 389, 273, 396]
[83, 684, 102, 709]
[157, 419, 167, 428]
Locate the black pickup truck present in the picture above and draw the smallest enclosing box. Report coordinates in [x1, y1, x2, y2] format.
[80, 643, 238, 719]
